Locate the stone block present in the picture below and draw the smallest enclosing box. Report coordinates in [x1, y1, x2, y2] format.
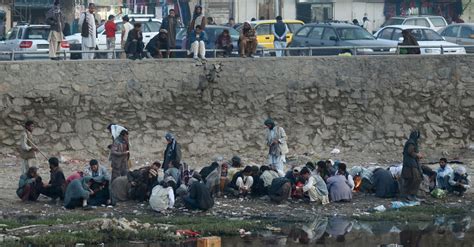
[69, 137, 84, 150]
[75, 119, 93, 135]
[59, 122, 73, 133]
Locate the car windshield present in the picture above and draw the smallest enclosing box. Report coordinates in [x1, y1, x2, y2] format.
[383, 18, 404, 26]
[24, 27, 50, 39]
[336, 27, 375, 40]
[409, 29, 444, 41]
[429, 17, 446, 27]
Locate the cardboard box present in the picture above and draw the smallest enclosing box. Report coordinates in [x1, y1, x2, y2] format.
[197, 236, 221, 247]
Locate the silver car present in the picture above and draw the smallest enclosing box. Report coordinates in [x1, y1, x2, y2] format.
[0, 24, 70, 60]
[439, 23, 474, 53]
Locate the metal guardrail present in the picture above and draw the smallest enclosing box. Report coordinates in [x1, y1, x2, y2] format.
[0, 45, 473, 61]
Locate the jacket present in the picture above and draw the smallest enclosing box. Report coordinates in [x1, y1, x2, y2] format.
[189, 30, 208, 43]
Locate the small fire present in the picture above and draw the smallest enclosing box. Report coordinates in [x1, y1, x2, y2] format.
[353, 175, 362, 192]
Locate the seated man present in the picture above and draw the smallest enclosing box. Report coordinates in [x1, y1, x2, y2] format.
[297, 167, 329, 204]
[189, 25, 207, 60]
[146, 29, 170, 58]
[17, 166, 43, 202]
[449, 166, 470, 196]
[41, 157, 66, 201]
[184, 179, 214, 211]
[268, 177, 291, 204]
[84, 159, 111, 181]
[127, 162, 161, 202]
[149, 176, 176, 213]
[216, 29, 233, 57]
[125, 23, 144, 60]
[260, 165, 279, 192]
[64, 176, 95, 209]
[227, 166, 254, 197]
[436, 158, 453, 190]
[372, 168, 398, 198]
[327, 163, 353, 202]
[239, 22, 257, 58]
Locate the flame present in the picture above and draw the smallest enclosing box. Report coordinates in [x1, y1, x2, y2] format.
[353, 175, 362, 192]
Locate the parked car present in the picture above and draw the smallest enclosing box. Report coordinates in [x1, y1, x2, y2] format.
[374, 25, 466, 55]
[236, 19, 304, 49]
[438, 23, 474, 53]
[380, 15, 447, 32]
[66, 14, 161, 59]
[0, 24, 70, 60]
[287, 23, 395, 56]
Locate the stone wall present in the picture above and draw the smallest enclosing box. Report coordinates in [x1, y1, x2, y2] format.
[0, 56, 473, 164]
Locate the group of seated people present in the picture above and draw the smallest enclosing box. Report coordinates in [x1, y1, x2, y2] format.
[17, 156, 470, 212]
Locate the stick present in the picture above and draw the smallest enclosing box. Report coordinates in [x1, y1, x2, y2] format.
[25, 136, 48, 161]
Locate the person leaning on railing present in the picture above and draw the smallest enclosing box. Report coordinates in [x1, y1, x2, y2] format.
[239, 22, 258, 58]
[399, 30, 420, 55]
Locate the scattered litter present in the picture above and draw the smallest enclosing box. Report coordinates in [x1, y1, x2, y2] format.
[391, 201, 420, 209]
[431, 188, 446, 199]
[373, 205, 386, 212]
[239, 229, 251, 236]
[176, 229, 200, 237]
[330, 148, 341, 155]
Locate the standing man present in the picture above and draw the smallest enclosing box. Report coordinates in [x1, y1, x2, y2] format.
[264, 118, 288, 177]
[401, 130, 424, 201]
[79, 3, 97, 60]
[120, 15, 133, 59]
[45, 0, 64, 60]
[19, 120, 38, 175]
[362, 16, 373, 34]
[109, 130, 129, 181]
[163, 133, 182, 171]
[104, 15, 116, 59]
[272, 16, 288, 57]
[161, 9, 179, 52]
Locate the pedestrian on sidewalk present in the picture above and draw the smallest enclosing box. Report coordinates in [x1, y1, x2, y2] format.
[104, 15, 117, 59]
[45, 0, 64, 60]
[272, 16, 288, 57]
[79, 3, 98, 60]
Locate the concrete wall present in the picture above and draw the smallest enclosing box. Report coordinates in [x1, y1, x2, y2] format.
[0, 56, 473, 164]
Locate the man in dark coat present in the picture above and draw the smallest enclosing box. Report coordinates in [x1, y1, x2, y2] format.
[400, 29, 421, 54]
[41, 157, 66, 201]
[146, 29, 170, 58]
[373, 168, 398, 198]
[184, 180, 214, 210]
[127, 163, 160, 202]
[161, 9, 180, 50]
[268, 177, 291, 203]
[401, 130, 423, 201]
[163, 132, 182, 171]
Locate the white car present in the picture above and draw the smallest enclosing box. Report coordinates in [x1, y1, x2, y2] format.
[374, 25, 466, 55]
[66, 14, 161, 58]
[0, 24, 70, 60]
[380, 15, 448, 32]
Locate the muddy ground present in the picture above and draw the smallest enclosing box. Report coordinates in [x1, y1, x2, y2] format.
[0, 149, 473, 245]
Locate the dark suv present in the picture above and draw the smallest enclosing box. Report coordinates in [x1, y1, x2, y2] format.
[288, 23, 395, 56]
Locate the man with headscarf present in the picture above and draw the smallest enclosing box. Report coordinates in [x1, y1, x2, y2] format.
[401, 130, 424, 201]
[79, 3, 98, 60]
[109, 130, 129, 181]
[399, 29, 420, 55]
[264, 118, 288, 177]
[189, 5, 206, 32]
[163, 132, 182, 171]
[46, 0, 64, 60]
[239, 22, 258, 58]
[448, 166, 470, 196]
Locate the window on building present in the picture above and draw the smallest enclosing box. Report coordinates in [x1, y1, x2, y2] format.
[442, 25, 460, 37]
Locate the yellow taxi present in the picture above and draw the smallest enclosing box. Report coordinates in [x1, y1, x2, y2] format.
[245, 20, 304, 49]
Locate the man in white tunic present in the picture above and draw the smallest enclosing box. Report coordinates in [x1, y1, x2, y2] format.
[264, 118, 288, 177]
[79, 3, 97, 60]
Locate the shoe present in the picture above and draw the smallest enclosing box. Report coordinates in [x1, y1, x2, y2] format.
[250, 54, 256, 58]
[193, 56, 199, 60]
[241, 55, 247, 58]
[406, 195, 416, 201]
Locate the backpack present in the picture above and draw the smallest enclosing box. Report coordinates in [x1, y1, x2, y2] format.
[81, 13, 89, 38]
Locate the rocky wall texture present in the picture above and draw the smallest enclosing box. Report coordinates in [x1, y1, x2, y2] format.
[0, 56, 473, 164]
